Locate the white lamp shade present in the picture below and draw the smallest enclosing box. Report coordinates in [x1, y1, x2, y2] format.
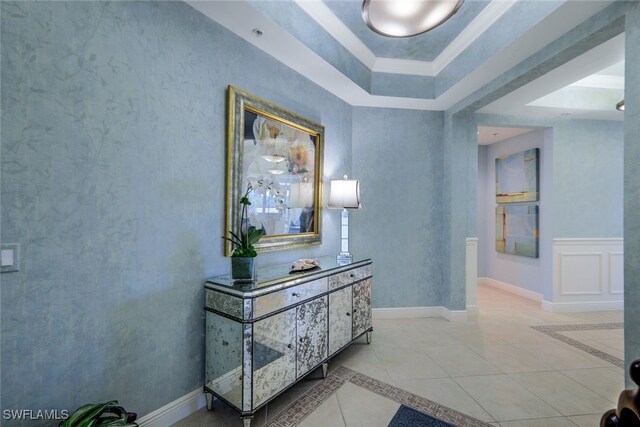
[328, 179, 360, 209]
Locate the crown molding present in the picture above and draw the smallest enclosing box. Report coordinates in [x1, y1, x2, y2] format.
[432, 0, 518, 74]
[295, 0, 518, 77]
[293, 0, 376, 69]
[372, 57, 435, 77]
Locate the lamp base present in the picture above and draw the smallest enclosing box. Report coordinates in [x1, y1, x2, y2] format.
[336, 253, 353, 265]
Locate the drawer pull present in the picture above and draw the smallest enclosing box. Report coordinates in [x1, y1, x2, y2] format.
[287, 344, 293, 349]
[222, 340, 229, 346]
[350, 273, 355, 278]
[292, 292, 301, 297]
[346, 312, 351, 317]
[299, 337, 304, 343]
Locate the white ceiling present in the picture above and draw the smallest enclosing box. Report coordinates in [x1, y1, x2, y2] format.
[477, 126, 536, 146]
[478, 33, 625, 122]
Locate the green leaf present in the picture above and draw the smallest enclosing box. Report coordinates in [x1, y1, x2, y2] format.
[228, 231, 243, 243]
[222, 235, 241, 246]
[93, 416, 128, 427]
[246, 226, 265, 246]
[60, 401, 118, 427]
[232, 247, 257, 257]
[240, 197, 251, 205]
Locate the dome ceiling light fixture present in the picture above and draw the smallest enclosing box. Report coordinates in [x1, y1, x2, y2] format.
[362, 0, 465, 38]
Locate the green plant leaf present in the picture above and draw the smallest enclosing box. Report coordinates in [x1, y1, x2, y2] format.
[228, 231, 243, 242]
[60, 401, 118, 427]
[93, 416, 128, 427]
[232, 247, 257, 257]
[246, 226, 265, 246]
[222, 235, 241, 246]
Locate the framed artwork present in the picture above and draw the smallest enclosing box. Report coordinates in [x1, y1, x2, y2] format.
[224, 86, 324, 255]
[496, 205, 539, 258]
[495, 148, 539, 203]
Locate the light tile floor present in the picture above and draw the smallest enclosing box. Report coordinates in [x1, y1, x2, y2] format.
[174, 285, 625, 427]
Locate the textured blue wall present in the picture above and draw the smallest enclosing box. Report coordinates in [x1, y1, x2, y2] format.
[624, 1, 640, 387]
[441, 112, 477, 310]
[350, 108, 445, 308]
[1, 0, 351, 420]
[553, 119, 624, 237]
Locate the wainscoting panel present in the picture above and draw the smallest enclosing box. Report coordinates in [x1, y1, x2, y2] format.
[609, 252, 624, 295]
[549, 238, 623, 312]
[558, 252, 603, 295]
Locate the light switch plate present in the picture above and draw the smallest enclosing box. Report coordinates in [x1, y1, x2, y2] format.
[1, 243, 20, 273]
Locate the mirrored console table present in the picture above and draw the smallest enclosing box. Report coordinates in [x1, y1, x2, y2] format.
[203, 257, 373, 427]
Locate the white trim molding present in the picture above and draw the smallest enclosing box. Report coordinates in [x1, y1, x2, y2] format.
[550, 238, 623, 312]
[466, 238, 479, 315]
[137, 388, 206, 427]
[293, 0, 376, 70]
[541, 299, 624, 313]
[373, 307, 468, 322]
[478, 277, 543, 302]
[431, 0, 517, 74]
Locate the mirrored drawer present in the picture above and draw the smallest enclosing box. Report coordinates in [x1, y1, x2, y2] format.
[253, 278, 328, 318]
[328, 265, 372, 290]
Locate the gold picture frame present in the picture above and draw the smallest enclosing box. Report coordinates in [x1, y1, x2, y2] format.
[224, 86, 324, 256]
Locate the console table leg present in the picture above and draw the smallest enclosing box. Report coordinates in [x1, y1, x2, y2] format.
[322, 362, 329, 378]
[205, 392, 215, 411]
[242, 416, 253, 427]
[366, 330, 372, 344]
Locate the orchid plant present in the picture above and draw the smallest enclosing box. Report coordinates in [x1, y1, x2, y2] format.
[223, 182, 266, 258]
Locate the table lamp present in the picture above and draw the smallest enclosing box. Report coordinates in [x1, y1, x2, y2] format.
[328, 175, 361, 264]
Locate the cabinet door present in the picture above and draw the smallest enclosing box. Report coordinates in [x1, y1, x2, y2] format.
[352, 279, 372, 338]
[329, 286, 352, 356]
[296, 296, 328, 378]
[252, 308, 296, 408]
[206, 312, 243, 410]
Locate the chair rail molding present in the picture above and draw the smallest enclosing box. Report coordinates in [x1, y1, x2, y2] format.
[547, 238, 623, 312]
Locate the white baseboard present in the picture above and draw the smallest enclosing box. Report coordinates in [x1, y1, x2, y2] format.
[541, 299, 623, 313]
[444, 309, 468, 322]
[137, 388, 206, 427]
[466, 305, 479, 316]
[372, 306, 467, 322]
[478, 277, 543, 302]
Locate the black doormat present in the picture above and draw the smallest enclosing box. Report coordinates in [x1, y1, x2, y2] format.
[388, 405, 456, 427]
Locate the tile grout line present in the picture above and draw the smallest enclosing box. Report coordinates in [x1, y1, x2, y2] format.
[447, 376, 499, 424]
[531, 323, 624, 368]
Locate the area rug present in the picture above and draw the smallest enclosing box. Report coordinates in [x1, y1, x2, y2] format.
[531, 323, 624, 368]
[388, 405, 456, 427]
[262, 366, 491, 427]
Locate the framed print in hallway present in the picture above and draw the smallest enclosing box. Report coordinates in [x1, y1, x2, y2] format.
[496, 204, 539, 258]
[495, 148, 539, 203]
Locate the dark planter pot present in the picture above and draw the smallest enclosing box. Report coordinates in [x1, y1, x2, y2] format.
[231, 257, 255, 282]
